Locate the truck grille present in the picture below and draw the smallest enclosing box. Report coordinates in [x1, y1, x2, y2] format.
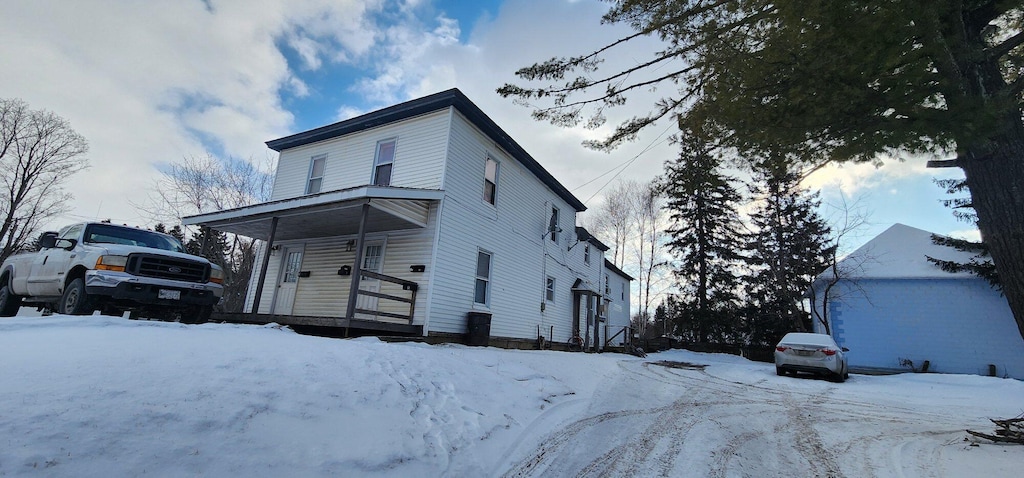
[127, 254, 210, 283]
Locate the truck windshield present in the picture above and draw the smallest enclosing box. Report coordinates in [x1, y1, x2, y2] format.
[83, 224, 185, 253]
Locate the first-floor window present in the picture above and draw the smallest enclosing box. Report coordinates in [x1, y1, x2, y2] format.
[283, 251, 302, 283]
[546, 276, 556, 302]
[474, 250, 492, 305]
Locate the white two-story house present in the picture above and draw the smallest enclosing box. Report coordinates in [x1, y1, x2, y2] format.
[183, 89, 632, 349]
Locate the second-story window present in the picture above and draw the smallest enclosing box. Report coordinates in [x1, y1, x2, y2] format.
[548, 206, 560, 243]
[373, 139, 396, 186]
[306, 154, 326, 194]
[584, 244, 591, 265]
[484, 157, 499, 205]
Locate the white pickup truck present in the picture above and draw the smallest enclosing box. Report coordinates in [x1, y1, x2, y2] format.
[0, 222, 223, 322]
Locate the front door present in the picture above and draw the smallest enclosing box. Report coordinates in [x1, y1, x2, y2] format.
[355, 240, 384, 315]
[273, 246, 303, 315]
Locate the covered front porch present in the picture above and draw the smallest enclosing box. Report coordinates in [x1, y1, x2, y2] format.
[183, 185, 443, 335]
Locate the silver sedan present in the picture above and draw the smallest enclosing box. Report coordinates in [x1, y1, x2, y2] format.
[774, 332, 849, 382]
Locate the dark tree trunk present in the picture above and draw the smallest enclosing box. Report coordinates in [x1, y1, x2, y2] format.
[941, 3, 1024, 342]
[960, 129, 1024, 341]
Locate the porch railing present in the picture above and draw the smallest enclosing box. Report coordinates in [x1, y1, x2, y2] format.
[353, 269, 418, 324]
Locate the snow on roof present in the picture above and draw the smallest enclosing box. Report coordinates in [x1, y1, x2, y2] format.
[819, 223, 981, 281]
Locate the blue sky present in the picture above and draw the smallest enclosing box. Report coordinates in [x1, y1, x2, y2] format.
[277, 0, 504, 132]
[0, 0, 975, 257]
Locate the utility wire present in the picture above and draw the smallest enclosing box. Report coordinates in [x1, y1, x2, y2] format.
[578, 121, 676, 206]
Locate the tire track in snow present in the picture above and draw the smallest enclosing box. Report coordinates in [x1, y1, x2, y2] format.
[499, 358, 980, 477]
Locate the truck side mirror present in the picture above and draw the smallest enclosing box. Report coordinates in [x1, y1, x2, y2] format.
[38, 232, 58, 249]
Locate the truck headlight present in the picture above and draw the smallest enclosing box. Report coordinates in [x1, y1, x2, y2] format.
[95, 255, 128, 272]
[210, 267, 224, 285]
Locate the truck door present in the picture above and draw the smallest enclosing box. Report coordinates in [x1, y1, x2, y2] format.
[27, 225, 82, 297]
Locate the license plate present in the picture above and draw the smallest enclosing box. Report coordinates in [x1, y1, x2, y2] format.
[796, 350, 814, 356]
[158, 289, 181, 300]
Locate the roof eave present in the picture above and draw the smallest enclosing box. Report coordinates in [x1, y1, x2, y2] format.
[265, 88, 586, 212]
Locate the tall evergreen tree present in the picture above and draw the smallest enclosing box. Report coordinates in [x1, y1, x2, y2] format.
[501, 0, 1024, 343]
[742, 159, 832, 346]
[662, 128, 744, 343]
[927, 178, 1000, 287]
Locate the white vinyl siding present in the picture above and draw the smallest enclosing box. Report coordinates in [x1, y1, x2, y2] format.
[270, 109, 450, 201]
[429, 111, 583, 341]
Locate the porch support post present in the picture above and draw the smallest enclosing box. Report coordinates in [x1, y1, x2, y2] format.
[251, 216, 279, 317]
[345, 201, 371, 320]
[585, 292, 593, 352]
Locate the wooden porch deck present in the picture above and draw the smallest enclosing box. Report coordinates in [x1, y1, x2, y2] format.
[213, 312, 423, 336]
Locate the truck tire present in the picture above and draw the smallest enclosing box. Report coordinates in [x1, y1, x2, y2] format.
[0, 283, 22, 317]
[180, 305, 212, 324]
[59, 278, 96, 315]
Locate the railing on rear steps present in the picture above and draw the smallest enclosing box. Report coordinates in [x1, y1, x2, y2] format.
[353, 269, 418, 324]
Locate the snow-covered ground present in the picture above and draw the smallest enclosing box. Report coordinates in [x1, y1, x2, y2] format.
[1, 314, 1021, 477]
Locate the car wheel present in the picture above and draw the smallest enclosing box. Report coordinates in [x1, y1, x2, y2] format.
[0, 283, 23, 317]
[59, 278, 96, 315]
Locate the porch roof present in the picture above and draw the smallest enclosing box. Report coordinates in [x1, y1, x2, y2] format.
[181, 186, 444, 241]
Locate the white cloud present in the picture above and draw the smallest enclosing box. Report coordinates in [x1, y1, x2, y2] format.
[0, 0, 393, 227]
[0, 0, 955, 244]
[802, 157, 932, 195]
[949, 228, 982, 242]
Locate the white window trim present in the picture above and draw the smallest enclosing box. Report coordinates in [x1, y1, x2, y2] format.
[474, 249, 493, 306]
[372, 138, 397, 186]
[584, 244, 591, 265]
[546, 276, 556, 302]
[483, 156, 499, 206]
[306, 154, 326, 195]
[549, 206, 560, 243]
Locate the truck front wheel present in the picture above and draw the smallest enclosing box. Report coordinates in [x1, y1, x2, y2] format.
[0, 283, 22, 317]
[60, 278, 96, 315]
[180, 305, 213, 324]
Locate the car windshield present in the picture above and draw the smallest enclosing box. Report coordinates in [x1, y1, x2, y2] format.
[83, 224, 185, 253]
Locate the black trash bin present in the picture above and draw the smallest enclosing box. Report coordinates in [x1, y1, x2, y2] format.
[466, 312, 492, 346]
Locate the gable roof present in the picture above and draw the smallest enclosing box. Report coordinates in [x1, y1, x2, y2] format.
[604, 259, 634, 281]
[575, 226, 610, 252]
[815, 223, 981, 282]
[265, 88, 586, 212]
